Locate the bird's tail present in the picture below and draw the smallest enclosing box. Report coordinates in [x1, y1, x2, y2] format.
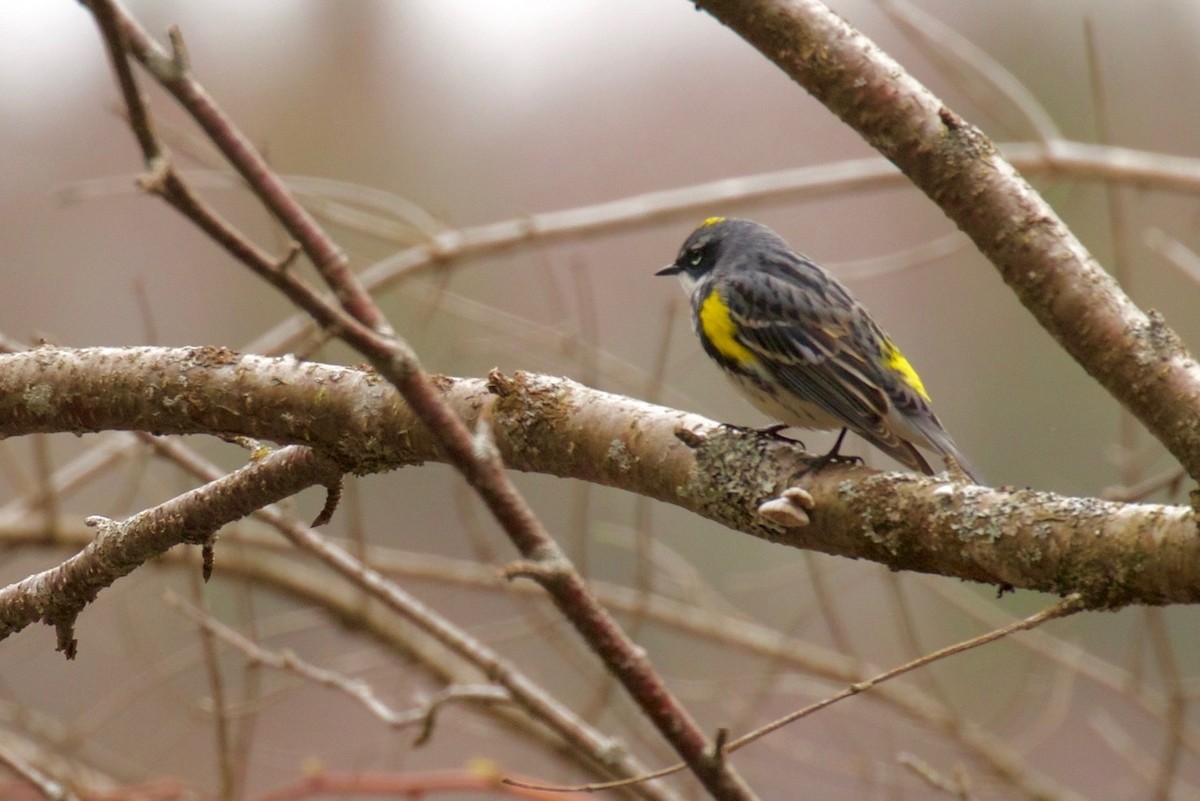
[912, 424, 984, 485]
[866, 420, 984, 484]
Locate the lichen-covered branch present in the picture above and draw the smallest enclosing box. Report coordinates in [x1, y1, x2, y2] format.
[1, 347, 1195, 608]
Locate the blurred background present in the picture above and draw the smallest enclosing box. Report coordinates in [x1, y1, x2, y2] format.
[3, 1, 1200, 798]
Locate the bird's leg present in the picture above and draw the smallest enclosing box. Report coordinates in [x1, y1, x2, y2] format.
[723, 422, 807, 449]
[801, 428, 864, 474]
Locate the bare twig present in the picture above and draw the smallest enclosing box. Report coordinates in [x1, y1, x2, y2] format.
[896, 752, 974, 801]
[185, 571, 236, 801]
[507, 595, 1086, 796]
[0, 739, 81, 801]
[877, 0, 1060, 142]
[165, 592, 512, 744]
[0, 442, 342, 655]
[256, 768, 590, 801]
[724, 596, 1085, 755]
[1144, 609, 1186, 801]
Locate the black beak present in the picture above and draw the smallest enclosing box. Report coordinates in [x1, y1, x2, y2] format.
[655, 263, 682, 276]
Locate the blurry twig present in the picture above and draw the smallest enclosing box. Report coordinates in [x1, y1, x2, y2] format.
[183, 558, 236, 801]
[0, 742, 81, 801]
[723, 595, 1084, 756]
[1146, 227, 1200, 285]
[165, 592, 511, 746]
[920, 575, 1200, 758]
[1145, 609, 1186, 801]
[896, 752, 974, 801]
[1101, 466, 1186, 502]
[507, 595, 1086, 797]
[878, 0, 1060, 142]
[60, 138, 1200, 282]
[1085, 18, 1141, 492]
[1090, 709, 1200, 798]
[837, 232, 967, 281]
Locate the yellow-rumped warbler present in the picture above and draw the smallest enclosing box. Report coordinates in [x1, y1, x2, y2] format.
[657, 216, 980, 483]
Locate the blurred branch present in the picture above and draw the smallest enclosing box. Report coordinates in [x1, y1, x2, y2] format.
[511, 594, 1084, 797]
[876, 0, 1061, 142]
[164, 592, 512, 745]
[0, 738, 81, 801]
[255, 768, 588, 801]
[57, 138, 1200, 298]
[2, 346, 1198, 608]
[61, 138, 1200, 250]
[0, 513, 1123, 801]
[694, 0, 1200, 481]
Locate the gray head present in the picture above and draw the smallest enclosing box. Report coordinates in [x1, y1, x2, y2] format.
[656, 217, 791, 292]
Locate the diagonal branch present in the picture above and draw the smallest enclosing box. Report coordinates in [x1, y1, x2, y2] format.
[78, 4, 758, 795]
[0, 442, 342, 656]
[80, 0, 388, 335]
[694, 0, 1200, 481]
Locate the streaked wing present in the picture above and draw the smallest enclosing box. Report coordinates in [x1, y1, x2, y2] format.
[719, 266, 908, 453]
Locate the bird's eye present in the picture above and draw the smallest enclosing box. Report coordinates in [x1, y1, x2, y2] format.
[688, 248, 704, 267]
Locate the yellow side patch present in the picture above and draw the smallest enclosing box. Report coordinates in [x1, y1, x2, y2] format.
[700, 290, 756, 366]
[701, 215, 726, 228]
[883, 339, 930, 401]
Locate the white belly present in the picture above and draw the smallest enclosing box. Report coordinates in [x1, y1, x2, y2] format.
[722, 369, 843, 431]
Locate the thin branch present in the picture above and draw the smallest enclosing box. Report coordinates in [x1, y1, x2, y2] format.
[0, 439, 342, 655]
[185, 572, 236, 801]
[877, 0, 1060, 142]
[256, 768, 590, 801]
[164, 592, 511, 743]
[507, 595, 1085, 797]
[896, 752, 974, 801]
[1145, 609, 1186, 801]
[0, 739, 81, 801]
[728, 595, 1084, 755]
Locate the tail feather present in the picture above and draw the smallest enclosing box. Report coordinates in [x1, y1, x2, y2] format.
[913, 424, 984, 484]
[862, 426, 983, 484]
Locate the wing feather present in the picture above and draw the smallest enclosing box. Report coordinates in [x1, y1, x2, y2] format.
[717, 258, 928, 470]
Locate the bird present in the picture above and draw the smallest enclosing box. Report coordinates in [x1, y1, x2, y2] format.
[656, 216, 981, 483]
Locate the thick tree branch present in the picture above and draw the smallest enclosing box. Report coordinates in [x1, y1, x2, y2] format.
[1, 347, 1195, 608]
[694, 0, 1200, 481]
